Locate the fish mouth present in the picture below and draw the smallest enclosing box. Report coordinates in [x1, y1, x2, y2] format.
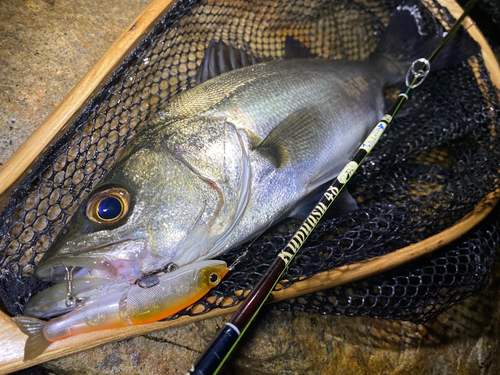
[35, 237, 148, 284]
[24, 276, 130, 319]
[28, 237, 149, 318]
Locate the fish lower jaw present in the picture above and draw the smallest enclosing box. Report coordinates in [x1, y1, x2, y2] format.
[27, 257, 144, 318]
[25, 276, 132, 319]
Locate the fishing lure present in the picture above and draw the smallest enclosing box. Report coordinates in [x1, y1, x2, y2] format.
[12, 260, 228, 361]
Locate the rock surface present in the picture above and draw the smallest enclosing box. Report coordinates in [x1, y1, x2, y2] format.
[0, 0, 151, 165]
[1, 1, 500, 375]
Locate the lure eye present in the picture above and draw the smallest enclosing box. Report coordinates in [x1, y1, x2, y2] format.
[209, 272, 221, 286]
[86, 187, 130, 224]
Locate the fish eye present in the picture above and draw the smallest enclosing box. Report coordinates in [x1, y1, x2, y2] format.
[86, 187, 130, 224]
[98, 197, 123, 220]
[209, 272, 220, 285]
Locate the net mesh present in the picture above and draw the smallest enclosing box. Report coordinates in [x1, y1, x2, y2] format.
[0, 0, 499, 324]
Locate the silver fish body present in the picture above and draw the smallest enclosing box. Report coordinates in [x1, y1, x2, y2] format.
[34, 56, 403, 291]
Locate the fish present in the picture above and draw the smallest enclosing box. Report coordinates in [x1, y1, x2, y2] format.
[12, 260, 228, 360]
[27, 1, 475, 318]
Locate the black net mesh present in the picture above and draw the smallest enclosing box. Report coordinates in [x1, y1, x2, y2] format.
[0, 0, 499, 324]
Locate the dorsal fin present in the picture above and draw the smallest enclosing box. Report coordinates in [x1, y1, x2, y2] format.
[195, 37, 314, 85]
[195, 39, 265, 84]
[284, 36, 314, 59]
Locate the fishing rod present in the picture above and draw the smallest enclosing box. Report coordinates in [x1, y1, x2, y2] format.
[187, 1, 479, 374]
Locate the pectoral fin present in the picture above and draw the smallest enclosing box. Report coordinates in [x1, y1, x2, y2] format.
[255, 107, 327, 168]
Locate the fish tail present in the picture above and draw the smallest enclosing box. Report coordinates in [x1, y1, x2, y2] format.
[11, 316, 52, 361]
[375, 0, 479, 74]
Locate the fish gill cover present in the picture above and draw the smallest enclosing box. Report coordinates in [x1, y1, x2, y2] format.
[0, 0, 499, 323]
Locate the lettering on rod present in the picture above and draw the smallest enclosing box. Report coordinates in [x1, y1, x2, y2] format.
[278, 202, 329, 265]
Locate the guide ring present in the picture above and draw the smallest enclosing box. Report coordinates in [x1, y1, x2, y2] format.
[406, 58, 431, 88]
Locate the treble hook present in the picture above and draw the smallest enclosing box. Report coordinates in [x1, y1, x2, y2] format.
[64, 265, 86, 308]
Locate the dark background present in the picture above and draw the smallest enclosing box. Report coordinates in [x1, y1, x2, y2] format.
[457, 0, 500, 52]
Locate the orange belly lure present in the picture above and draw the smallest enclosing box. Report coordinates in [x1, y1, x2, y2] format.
[12, 260, 228, 361]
